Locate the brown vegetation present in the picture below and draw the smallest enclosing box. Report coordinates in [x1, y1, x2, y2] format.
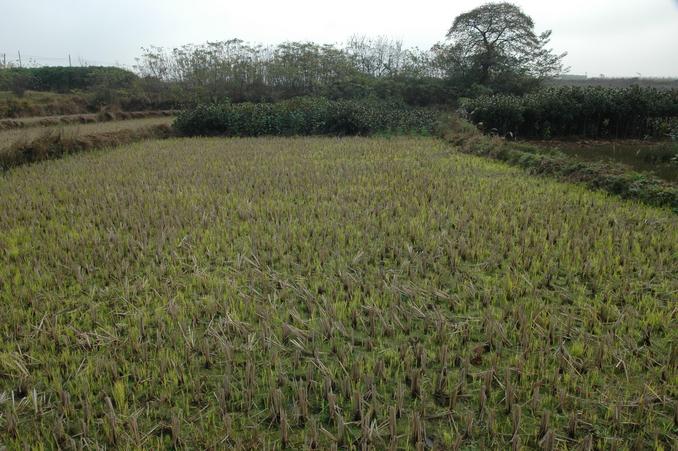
[0, 123, 173, 169]
[0, 110, 177, 131]
[0, 91, 91, 118]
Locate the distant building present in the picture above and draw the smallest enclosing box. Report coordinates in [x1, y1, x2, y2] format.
[557, 74, 588, 80]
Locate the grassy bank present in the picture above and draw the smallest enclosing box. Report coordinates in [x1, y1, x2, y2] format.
[440, 116, 678, 211]
[0, 118, 173, 169]
[0, 90, 180, 120]
[0, 110, 177, 131]
[523, 140, 677, 183]
[0, 91, 91, 119]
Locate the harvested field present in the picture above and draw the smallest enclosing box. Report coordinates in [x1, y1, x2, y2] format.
[0, 136, 675, 449]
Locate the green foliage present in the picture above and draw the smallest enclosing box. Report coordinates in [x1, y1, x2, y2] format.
[136, 40, 455, 106]
[444, 3, 565, 87]
[0, 67, 138, 93]
[0, 137, 675, 448]
[461, 86, 678, 139]
[135, 39, 483, 106]
[173, 98, 439, 136]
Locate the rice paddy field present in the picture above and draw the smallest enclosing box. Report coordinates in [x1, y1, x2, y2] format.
[0, 136, 676, 449]
[0, 117, 174, 152]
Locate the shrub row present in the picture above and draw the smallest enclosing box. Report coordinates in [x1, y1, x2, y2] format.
[440, 116, 678, 211]
[0, 67, 138, 93]
[173, 98, 439, 137]
[461, 86, 678, 139]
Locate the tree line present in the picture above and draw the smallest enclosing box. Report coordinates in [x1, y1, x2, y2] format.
[134, 3, 566, 106]
[1, 3, 567, 109]
[134, 37, 452, 106]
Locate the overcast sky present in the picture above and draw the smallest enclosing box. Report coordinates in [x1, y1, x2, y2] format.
[1, 0, 677, 77]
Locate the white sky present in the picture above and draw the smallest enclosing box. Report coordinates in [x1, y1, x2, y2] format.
[1, 0, 677, 77]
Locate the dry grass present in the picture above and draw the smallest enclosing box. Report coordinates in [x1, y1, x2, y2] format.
[0, 110, 177, 131]
[0, 90, 91, 119]
[0, 118, 174, 169]
[0, 136, 675, 448]
[0, 117, 173, 147]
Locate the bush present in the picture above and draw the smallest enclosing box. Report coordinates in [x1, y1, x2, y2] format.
[461, 86, 678, 139]
[0, 67, 138, 93]
[173, 98, 439, 137]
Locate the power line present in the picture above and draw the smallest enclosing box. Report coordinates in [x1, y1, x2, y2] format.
[0, 51, 134, 69]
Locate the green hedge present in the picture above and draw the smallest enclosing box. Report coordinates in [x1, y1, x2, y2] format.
[173, 98, 438, 136]
[461, 86, 678, 139]
[0, 67, 138, 93]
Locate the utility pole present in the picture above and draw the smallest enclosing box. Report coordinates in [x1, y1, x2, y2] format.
[69, 54, 72, 67]
[18, 50, 22, 68]
[2, 53, 5, 68]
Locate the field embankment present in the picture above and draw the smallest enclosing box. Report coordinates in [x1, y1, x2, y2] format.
[440, 116, 678, 211]
[0, 136, 675, 448]
[525, 140, 677, 183]
[0, 89, 180, 119]
[0, 110, 177, 131]
[0, 90, 92, 118]
[0, 117, 174, 169]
